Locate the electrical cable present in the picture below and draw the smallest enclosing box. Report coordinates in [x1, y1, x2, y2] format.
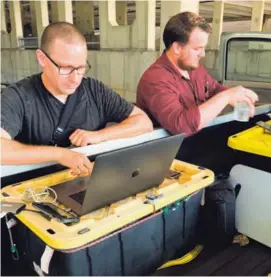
[1, 186, 57, 204]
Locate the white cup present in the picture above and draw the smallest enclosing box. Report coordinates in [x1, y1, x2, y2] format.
[234, 102, 250, 122]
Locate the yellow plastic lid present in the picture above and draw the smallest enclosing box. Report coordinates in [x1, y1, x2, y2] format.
[228, 120, 271, 158]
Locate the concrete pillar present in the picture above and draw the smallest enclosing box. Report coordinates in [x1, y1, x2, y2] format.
[56, 0, 73, 23]
[1, 0, 7, 32]
[99, 0, 130, 49]
[263, 18, 271, 32]
[108, 0, 119, 26]
[20, 2, 28, 34]
[50, 1, 58, 23]
[51, 0, 73, 23]
[116, 1, 127, 25]
[131, 0, 156, 50]
[9, 0, 23, 48]
[29, 1, 37, 37]
[251, 0, 265, 31]
[99, 0, 155, 50]
[160, 0, 199, 52]
[209, 1, 224, 50]
[1, 0, 11, 49]
[74, 1, 94, 34]
[34, 1, 49, 46]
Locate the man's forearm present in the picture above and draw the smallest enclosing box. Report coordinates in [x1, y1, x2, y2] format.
[198, 91, 229, 129]
[1, 138, 63, 165]
[98, 114, 153, 142]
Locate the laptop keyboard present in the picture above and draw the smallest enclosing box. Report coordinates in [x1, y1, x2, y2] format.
[69, 190, 86, 205]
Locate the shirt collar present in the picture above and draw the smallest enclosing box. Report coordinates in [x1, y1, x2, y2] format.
[157, 52, 191, 80]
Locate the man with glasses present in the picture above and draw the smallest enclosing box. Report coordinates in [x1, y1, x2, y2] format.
[1, 22, 153, 176]
[136, 12, 258, 136]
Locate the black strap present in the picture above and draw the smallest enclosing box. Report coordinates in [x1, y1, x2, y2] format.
[50, 91, 79, 146]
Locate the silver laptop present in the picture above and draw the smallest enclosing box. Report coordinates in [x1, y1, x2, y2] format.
[52, 134, 185, 216]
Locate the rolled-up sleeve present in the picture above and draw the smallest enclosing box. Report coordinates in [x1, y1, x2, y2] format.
[142, 81, 200, 135]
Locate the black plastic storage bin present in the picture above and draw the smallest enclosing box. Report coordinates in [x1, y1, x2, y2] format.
[4, 190, 203, 276]
[233, 151, 271, 173]
[227, 119, 271, 173]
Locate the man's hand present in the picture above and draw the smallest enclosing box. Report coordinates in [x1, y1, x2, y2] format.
[69, 106, 153, 147]
[57, 148, 93, 176]
[224, 86, 259, 117]
[69, 129, 102, 147]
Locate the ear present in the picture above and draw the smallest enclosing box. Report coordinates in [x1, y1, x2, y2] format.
[36, 49, 46, 68]
[171, 41, 182, 56]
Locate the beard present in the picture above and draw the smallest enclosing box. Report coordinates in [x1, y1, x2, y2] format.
[177, 57, 200, 71]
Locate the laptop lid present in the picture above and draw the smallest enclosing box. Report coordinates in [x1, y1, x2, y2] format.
[53, 133, 185, 215]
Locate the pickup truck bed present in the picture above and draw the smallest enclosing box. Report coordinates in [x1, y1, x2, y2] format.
[155, 239, 271, 276]
[2, 232, 270, 276]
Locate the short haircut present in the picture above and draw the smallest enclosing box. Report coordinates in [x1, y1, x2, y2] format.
[163, 12, 212, 49]
[40, 22, 86, 53]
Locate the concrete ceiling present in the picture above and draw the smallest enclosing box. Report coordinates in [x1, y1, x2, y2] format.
[5, 0, 271, 27]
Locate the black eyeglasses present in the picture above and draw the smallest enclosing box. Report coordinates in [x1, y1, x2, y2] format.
[40, 49, 91, 75]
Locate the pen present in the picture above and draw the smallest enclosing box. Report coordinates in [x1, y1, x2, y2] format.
[205, 81, 209, 99]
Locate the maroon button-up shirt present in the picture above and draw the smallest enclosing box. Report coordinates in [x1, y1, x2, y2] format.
[136, 53, 227, 135]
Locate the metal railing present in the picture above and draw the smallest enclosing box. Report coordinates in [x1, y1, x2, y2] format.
[18, 36, 39, 49]
[18, 36, 100, 50]
[86, 41, 100, 50]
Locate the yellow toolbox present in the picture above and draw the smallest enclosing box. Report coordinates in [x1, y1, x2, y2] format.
[227, 120, 271, 172]
[1, 159, 214, 275]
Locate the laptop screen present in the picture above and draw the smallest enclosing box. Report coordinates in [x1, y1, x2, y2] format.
[53, 133, 186, 215]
